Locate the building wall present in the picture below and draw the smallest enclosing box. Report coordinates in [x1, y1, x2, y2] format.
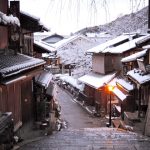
[0, 0, 8, 49]
[144, 93, 150, 136]
[92, 54, 105, 74]
[0, 81, 22, 129]
[21, 77, 33, 123]
[21, 31, 34, 56]
[84, 85, 95, 105]
[0, 74, 36, 129]
[92, 54, 122, 74]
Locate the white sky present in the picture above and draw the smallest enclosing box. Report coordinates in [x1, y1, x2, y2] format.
[19, 0, 148, 34]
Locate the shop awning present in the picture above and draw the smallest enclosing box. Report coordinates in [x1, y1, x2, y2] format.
[116, 78, 134, 91]
[113, 87, 127, 101]
[35, 71, 52, 88]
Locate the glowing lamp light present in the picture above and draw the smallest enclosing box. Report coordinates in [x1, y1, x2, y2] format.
[106, 85, 115, 127]
[108, 85, 114, 92]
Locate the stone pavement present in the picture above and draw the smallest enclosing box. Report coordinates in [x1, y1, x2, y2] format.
[15, 85, 150, 150]
[55, 85, 107, 129]
[18, 127, 150, 150]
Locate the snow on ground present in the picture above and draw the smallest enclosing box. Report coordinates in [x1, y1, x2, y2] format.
[57, 35, 111, 78]
[56, 7, 148, 78]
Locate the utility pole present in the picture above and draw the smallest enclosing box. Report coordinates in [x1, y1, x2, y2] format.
[148, 0, 150, 32]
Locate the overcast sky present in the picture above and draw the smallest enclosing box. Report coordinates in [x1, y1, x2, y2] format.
[19, 0, 148, 34]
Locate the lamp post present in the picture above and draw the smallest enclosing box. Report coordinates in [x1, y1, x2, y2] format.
[107, 85, 114, 127]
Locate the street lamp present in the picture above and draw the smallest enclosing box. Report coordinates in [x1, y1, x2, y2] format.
[106, 85, 114, 127]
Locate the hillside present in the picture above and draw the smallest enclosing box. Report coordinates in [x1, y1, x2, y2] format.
[76, 6, 148, 36]
[58, 6, 149, 78]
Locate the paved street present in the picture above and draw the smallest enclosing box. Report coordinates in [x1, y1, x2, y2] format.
[18, 85, 150, 150]
[55, 86, 106, 129]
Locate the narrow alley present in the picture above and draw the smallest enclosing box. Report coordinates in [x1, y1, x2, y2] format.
[55, 85, 106, 129]
[17, 84, 150, 150]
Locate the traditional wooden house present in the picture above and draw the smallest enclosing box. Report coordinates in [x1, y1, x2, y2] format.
[120, 35, 150, 118]
[34, 70, 54, 121]
[107, 35, 150, 132]
[79, 33, 149, 116]
[110, 78, 135, 117]
[20, 11, 49, 56]
[0, 0, 47, 131]
[34, 40, 57, 61]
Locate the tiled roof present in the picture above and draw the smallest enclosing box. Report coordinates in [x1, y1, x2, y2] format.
[0, 53, 45, 78]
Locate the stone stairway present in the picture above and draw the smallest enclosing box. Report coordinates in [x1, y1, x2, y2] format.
[19, 127, 150, 150]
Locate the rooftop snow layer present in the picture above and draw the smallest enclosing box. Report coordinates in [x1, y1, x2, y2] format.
[78, 72, 116, 89]
[121, 49, 147, 63]
[127, 69, 150, 84]
[0, 11, 20, 26]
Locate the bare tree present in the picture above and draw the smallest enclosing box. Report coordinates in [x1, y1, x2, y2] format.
[44, 0, 147, 31]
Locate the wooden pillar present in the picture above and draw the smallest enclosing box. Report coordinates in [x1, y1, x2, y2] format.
[138, 86, 141, 117]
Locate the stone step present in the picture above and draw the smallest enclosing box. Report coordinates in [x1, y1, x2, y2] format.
[19, 127, 150, 150]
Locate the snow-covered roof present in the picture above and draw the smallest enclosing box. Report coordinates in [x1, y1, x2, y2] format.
[107, 77, 129, 101]
[86, 32, 111, 38]
[127, 69, 150, 84]
[121, 49, 147, 63]
[20, 11, 50, 31]
[0, 52, 45, 78]
[34, 40, 56, 53]
[87, 34, 149, 54]
[35, 71, 52, 88]
[21, 11, 40, 21]
[59, 74, 84, 91]
[78, 72, 116, 89]
[0, 11, 20, 26]
[87, 34, 136, 53]
[117, 79, 134, 91]
[107, 77, 117, 87]
[136, 34, 150, 45]
[42, 33, 64, 40]
[104, 35, 148, 54]
[54, 34, 92, 49]
[113, 87, 127, 101]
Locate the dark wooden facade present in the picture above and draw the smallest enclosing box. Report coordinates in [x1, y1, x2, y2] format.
[0, 0, 46, 131]
[0, 0, 8, 49]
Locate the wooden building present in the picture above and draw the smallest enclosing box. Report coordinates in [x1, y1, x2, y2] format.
[120, 36, 150, 119]
[0, 0, 47, 131]
[34, 70, 54, 122]
[79, 72, 116, 115]
[20, 11, 49, 56]
[79, 33, 149, 116]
